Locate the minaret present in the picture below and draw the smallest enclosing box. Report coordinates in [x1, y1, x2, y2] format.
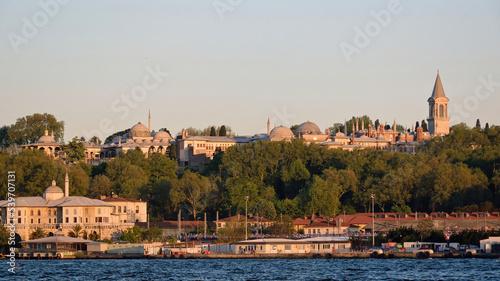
[344, 119, 347, 135]
[148, 110, 151, 132]
[352, 123, 356, 144]
[361, 118, 365, 131]
[267, 118, 270, 136]
[64, 171, 69, 197]
[427, 71, 450, 135]
[393, 119, 397, 142]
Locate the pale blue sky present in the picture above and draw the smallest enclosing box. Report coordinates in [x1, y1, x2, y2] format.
[1, 1, 499, 141]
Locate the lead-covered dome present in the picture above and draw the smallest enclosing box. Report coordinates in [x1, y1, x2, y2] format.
[43, 180, 64, 200]
[296, 121, 322, 136]
[270, 126, 294, 140]
[130, 122, 150, 137]
[154, 130, 171, 140]
[38, 130, 56, 143]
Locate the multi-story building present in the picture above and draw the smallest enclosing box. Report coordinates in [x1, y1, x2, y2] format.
[0, 173, 135, 241]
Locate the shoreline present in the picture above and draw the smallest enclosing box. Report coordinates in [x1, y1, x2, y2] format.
[14, 252, 500, 260]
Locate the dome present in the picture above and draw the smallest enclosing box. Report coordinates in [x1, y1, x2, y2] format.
[130, 122, 150, 137]
[270, 126, 294, 139]
[38, 130, 56, 143]
[154, 130, 171, 139]
[43, 180, 64, 200]
[296, 121, 322, 136]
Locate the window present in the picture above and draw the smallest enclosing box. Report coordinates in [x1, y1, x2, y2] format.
[18, 218, 21, 223]
[136, 206, 139, 214]
[49, 218, 51, 223]
[113, 207, 116, 213]
[65, 209, 69, 215]
[18, 210, 21, 216]
[73, 209, 77, 215]
[54, 210, 57, 216]
[97, 208, 101, 215]
[85, 208, 88, 215]
[123, 206, 127, 213]
[37, 218, 40, 223]
[85, 218, 88, 223]
[118, 206, 121, 213]
[31, 219, 34, 223]
[54, 218, 57, 223]
[313, 229, 316, 234]
[65, 217, 69, 223]
[323, 244, 331, 249]
[48, 210, 51, 216]
[439, 105, 444, 117]
[37, 210, 41, 216]
[285, 245, 291, 251]
[30, 210, 34, 216]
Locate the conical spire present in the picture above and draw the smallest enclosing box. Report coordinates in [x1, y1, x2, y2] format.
[148, 110, 151, 132]
[431, 71, 446, 98]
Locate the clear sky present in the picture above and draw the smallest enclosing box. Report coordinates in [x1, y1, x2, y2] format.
[1, 1, 499, 142]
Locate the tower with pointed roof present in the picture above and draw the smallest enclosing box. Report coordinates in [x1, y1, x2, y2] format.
[427, 71, 450, 135]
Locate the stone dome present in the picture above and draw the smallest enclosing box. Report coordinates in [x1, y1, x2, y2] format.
[38, 130, 56, 143]
[43, 180, 64, 200]
[130, 122, 150, 137]
[154, 130, 171, 139]
[270, 126, 294, 139]
[296, 121, 322, 136]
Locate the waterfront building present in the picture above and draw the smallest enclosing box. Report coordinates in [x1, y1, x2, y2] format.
[233, 236, 350, 254]
[100, 195, 148, 223]
[0, 173, 134, 240]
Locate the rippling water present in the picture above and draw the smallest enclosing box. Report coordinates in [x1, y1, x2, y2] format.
[2, 258, 499, 281]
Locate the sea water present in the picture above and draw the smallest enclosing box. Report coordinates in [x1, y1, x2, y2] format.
[1, 258, 499, 280]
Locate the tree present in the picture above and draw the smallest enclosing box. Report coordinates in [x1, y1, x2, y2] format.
[170, 170, 217, 220]
[30, 227, 47, 239]
[421, 120, 428, 132]
[64, 137, 85, 163]
[289, 125, 299, 134]
[89, 136, 101, 145]
[89, 174, 113, 198]
[415, 121, 420, 129]
[219, 125, 227, 136]
[416, 219, 434, 240]
[68, 224, 84, 238]
[8, 113, 64, 144]
[0, 126, 11, 150]
[251, 199, 277, 220]
[104, 129, 130, 144]
[120, 226, 144, 243]
[476, 119, 481, 128]
[105, 157, 149, 199]
[210, 126, 217, 136]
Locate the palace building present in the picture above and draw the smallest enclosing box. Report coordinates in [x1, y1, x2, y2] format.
[0, 173, 142, 241]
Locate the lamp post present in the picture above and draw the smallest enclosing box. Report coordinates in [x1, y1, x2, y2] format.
[245, 196, 249, 240]
[371, 193, 375, 247]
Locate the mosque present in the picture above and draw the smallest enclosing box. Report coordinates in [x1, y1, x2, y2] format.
[23, 73, 450, 167]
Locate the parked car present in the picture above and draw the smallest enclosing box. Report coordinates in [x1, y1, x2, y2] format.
[415, 247, 434, 254]
[369, 247, 384, 254]
[459, 245, 482, 254]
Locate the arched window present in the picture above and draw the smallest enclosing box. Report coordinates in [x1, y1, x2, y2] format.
[65, 209, 69, 215]
[73, 209, 77, 215]
[97, 208, 101, 215]
[30, 210, 34, 216]
[18, 210, 21, 216]
[37, 209, 41, 216]
[136, 206, 139, 214]
[85, 208, 88, 215]
[123, 206, 127, 213]
[118, 206, 121, 213]
[439, 105, 444, 117]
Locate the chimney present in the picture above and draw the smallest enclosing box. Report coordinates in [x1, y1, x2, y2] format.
[368, 124, 372, 138]
[64, 171, 69, 197]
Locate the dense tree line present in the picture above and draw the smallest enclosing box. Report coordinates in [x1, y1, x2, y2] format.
[1, 123, 500, 224]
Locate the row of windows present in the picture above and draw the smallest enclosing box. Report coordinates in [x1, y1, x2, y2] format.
[307, 229, 330, 234]
[17, 216, 110, 224]
[17, 210, 58, 217]
[112, 206, 140, 214]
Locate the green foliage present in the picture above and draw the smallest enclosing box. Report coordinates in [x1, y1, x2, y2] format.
[68, 224, 84, 238]
[0, 125, 11, 150]
[8, 113, 64, 145]
[219, 125, 227, 136]
[64, 137, 86, 163]
[104, 129, 130, 144]
[170, 170, 217, 219]
[30, 227, 47, 239]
